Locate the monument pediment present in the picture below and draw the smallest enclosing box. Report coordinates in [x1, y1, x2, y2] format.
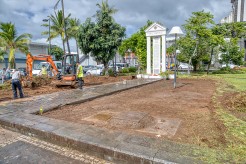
[145, 23, 166, 37]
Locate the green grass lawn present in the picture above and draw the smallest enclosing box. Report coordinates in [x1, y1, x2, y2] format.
[178, 73, 246, 163]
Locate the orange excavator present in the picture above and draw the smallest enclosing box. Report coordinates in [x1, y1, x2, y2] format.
[26, 53, 79, 88]
[26, 53, 59, 78]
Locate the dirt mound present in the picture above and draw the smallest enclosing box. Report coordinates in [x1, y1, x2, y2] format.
[0, 75, 135, 102]
[225, 92, 246, 112]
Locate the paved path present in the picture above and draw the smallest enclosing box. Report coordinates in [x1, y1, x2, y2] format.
[0, 79, 203, 163]
[0, 127, 111, 164]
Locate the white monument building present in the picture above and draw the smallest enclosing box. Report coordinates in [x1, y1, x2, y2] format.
[145, 23, 167, 75]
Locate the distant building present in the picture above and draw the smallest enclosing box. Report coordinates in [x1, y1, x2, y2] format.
[220, 1, 246, 61]
[0, 42, 50, 69]
[231, 0, 246, 22]
[220, 11, 234, 24]
[220, 0, 246, 23]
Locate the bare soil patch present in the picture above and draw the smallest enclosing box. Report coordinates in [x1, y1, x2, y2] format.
[0, 75, 134, 102]
[221, 91, 246, 121]
[44, 79, 227, 148]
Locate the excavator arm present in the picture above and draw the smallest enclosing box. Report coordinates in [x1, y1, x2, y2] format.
[26, 53, 59, 78]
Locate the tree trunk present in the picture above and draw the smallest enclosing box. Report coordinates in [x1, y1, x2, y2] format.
[76, 39, 79, 63]
[207, 48, 213, 75]
[62, 39, 66, 55]
[104, 62, 108, 75]
[76, 40, 79, 56]
[9, 48, 15, 69]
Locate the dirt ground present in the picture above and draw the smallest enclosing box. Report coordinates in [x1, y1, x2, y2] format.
[0, 75, 134, 102]
[44, 79, 227, 148]
[221, 91, 246, 121]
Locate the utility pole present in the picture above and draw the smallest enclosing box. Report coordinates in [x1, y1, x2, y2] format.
[60, 0, 74, 74]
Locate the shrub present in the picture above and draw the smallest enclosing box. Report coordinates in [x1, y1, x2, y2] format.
[212, 67, 245, 74]
[160, 70, 173, 79]
[128, 66, 137, 73]
[108, 68, 115, 76]
[121, 68, 129, 73]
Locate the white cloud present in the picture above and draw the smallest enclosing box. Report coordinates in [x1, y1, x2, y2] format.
[0, 0, 232, 49]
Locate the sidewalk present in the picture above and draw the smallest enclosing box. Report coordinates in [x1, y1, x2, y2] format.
[0, 79, 202, 163]
[0, 127, 111, 163]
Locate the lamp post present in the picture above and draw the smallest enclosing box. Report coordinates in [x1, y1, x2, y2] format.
[169, 26, 184, 88]
[43, 17, 51, 55]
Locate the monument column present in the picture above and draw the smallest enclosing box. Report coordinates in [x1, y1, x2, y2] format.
[145, 22, 166, 75]
[147, 36, 151, 74]
[152, 36, 161, 74]
[161, 35, 166, 72]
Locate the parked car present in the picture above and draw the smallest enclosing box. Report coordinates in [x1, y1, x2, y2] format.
[83, 65, 96, 74]
[178, 63, 193, 70]
[221, 63, 237, 69]
[86, 66, 104, 76]
[32, 61, 62, 76]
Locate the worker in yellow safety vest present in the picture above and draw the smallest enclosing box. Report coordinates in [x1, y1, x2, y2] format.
[76, 62, 84, 89]
[41, 65, 48, 76]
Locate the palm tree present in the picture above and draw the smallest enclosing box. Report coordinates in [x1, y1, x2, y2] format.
[0, 22, 32, 68]
[42, 10, 71, 54]
[67, 18, 80, 55]
[0, 51, 5, 61]
[96, 0, 117, 18]
[0, 38, 6, 61]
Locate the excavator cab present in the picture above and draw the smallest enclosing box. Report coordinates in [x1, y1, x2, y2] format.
[55, 53, 79, 87]
[62, 54, 78, 76]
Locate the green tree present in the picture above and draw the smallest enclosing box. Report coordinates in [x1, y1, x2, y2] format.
[220, 38, 244, 65]
[42, 10, 71, 54]
[206, 25, 225, 74]
[119, 20, 153, 70]
[0, 38, 6, 61]
[216, 22, 246, 66]
[0, 22, 32, 68]
[182, 11, 215, 71]
[67, 18, 80, 55]
[177, 34, 196, 63]
[77, 18, 95, 56]
[77, 0, 125, 72]
[50, 45, 64, 60]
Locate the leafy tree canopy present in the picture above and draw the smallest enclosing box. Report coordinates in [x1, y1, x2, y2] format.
[119, 20, 154, 69]
[42, 10, 71, 53]
[77, 0, 125, 71]
[0, 22, 31, 68]
[50, 45, 64, 60]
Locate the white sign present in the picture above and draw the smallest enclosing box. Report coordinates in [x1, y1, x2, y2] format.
[146, 31, 166, 37]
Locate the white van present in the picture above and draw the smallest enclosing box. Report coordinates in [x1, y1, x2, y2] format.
[32, 61, 62, 76]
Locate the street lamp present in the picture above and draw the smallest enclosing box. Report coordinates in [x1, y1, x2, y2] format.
[43, 17, 51, 55]
[169, 26, 184, 88]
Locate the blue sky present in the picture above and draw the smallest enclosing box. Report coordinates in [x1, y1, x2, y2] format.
[0, 0, 232, 51]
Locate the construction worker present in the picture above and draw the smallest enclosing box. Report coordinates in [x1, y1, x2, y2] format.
[11, 69, 24, 99]
[41, 64, 48, 76]
[76, 62, 84, 90]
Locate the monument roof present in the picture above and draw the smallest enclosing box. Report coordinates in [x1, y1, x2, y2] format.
[145, 22, 167, 37]
[145, 22, 166, 33]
